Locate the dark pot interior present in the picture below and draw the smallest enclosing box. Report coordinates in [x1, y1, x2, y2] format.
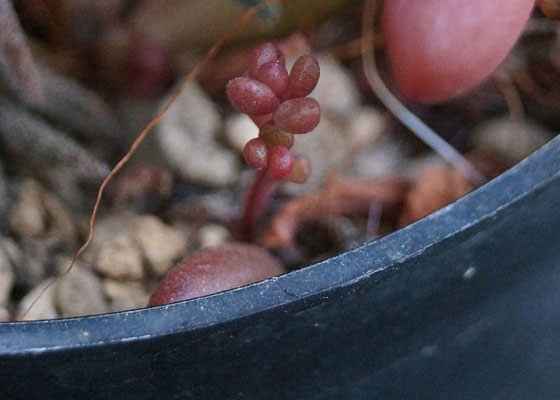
[1, 136, 559, 399]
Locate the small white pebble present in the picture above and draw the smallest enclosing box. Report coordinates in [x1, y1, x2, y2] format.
[312, 55, 360, 116]
[157, 82, 239, 187]
[224, 114, 259, 153]
[95, 234, 144, 280]
[103, 279, 150, 312]
[9, 180, 47, 239]
[0, 308, 10, 322]
[346, 106, 387, 149]
[471, 118, 551, 166]
[0, 244, 14, 307]
[133, 215, 186, 276]
[56, 264, 109, 318]
[198, 224, 231, 249]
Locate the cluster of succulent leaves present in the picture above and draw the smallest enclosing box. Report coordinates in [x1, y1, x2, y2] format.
[226, 43, 320, 181]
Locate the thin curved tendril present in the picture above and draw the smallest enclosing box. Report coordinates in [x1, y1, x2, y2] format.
[494, 74, 524, 123]
[21, 0, 281, 319]
[361, 0, 487, 186]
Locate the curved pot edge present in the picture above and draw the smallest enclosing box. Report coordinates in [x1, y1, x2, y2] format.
[1, 135, 559, 355]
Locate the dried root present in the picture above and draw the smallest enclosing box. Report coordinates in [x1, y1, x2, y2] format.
[262, 176, 410, 248]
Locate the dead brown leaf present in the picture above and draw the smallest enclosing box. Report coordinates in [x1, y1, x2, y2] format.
[398, 165, 472, 227]
[398, 153, 506, 227]
[262, 176, 410, 248]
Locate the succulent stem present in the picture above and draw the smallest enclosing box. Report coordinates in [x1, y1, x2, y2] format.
[238, 168, 280, 241]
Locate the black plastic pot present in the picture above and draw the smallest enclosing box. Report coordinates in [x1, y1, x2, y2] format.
[1, 136, 560, 399]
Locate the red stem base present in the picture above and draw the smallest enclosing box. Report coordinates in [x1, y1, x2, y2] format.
[238, 168, 279, 241]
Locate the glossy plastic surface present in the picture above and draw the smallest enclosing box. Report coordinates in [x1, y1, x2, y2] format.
[1, 136, 559, 399]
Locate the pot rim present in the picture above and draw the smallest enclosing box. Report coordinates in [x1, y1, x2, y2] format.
[1, 136, 559, 355]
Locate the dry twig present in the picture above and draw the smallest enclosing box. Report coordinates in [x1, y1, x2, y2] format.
[262, 176, 410, 248]
[0, 100, 110, 181]
[0, 0, 119, 185]
[0, 1, 44, 104]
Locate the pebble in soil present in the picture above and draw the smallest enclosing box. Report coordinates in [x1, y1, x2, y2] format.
[83, 212, 187, 279]
[156, 82, 239, 187]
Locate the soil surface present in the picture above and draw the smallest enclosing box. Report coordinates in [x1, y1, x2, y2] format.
[0, 1, 558, 320]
